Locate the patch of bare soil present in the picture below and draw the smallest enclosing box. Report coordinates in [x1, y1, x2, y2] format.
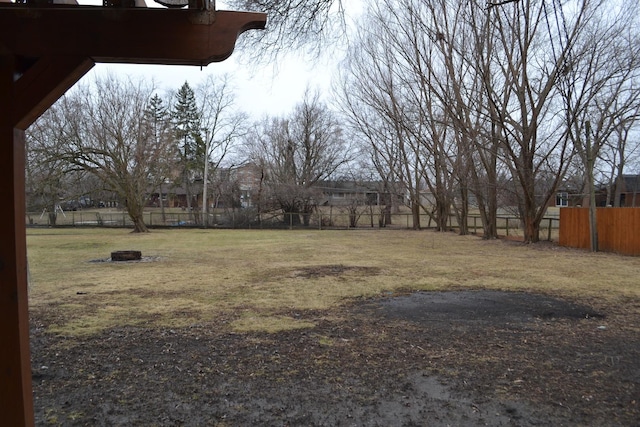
[292, 264, 381, 279]
[31, 291, 639, 426]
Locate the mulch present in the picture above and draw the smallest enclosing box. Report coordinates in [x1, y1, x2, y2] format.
[31, 290, 639, 426]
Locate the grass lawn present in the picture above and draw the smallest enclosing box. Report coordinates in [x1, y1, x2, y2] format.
[27, 228, 640, 336]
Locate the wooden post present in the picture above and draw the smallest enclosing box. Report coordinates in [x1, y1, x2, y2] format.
[586, 121, 598, 252]
[0, 52, 35, 427]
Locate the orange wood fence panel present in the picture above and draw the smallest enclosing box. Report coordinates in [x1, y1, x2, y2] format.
[559, 207, 640, 256]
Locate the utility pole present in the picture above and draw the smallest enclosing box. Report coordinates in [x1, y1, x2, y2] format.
[202, 129, 210, 227]
[586, 121, 598, 252]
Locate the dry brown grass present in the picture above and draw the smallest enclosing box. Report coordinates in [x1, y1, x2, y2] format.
[27, 228, 640, 336]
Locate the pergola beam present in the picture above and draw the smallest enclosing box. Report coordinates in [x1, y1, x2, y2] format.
[14, 55, 95, 130]
[0, 6, 266, 65]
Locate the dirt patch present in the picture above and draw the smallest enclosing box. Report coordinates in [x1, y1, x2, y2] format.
[292, 264, 381, 278]
[380, 290, 604, 324]
[30, 291, 639, 426]
[88, 256, 162, 263]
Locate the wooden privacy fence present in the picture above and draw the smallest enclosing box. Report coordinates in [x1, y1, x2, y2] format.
[559, 207, 640, 256]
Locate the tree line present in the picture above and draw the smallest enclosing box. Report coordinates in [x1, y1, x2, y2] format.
[336, 0, 640, 242]
[27, 0, 640, 241]
[26, 76, 349, 232]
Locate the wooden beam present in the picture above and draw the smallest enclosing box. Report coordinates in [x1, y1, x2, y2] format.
[0, 51, 34, 427]
[13, 55, 95, 130]
[0, 7, 267, 66]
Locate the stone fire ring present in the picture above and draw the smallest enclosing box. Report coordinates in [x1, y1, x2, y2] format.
[111, 250, 142, 262]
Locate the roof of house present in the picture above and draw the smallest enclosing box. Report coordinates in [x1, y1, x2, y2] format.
[621, 175, 640, 193]
[316, 180, 386, 193]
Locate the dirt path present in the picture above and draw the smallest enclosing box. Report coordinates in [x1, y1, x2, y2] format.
[31, 290, 639, 426]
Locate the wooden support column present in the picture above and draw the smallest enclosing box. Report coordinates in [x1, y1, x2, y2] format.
[0, 51, 34, 427]
[0, 51, 93, 426]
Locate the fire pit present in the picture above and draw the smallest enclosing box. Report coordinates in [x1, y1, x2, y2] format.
[110, 250, 142, 261]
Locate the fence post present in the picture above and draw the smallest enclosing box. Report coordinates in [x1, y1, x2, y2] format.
[547, 218, 552, 241]
[122, 212, 126, 227]
[473, 216, 477, 234]
[506, 218, 509, 236]
[149, 212, 152, 227]
[318, 212, 322, 230]
[289, 213, 293, 230]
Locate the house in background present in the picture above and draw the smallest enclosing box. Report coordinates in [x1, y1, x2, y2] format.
[553, 188, 584, 208]
[596, 174, 640, 207]
[232, 163, 263, 208]
[315, 180, 403, 207]
[146, 166, 405, 212]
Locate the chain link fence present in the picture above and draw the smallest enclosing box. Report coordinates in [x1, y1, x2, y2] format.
[26, 209, 560, 241]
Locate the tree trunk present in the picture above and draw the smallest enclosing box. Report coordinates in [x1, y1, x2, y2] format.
[131, 214, 149, 233]
[522, 216, 539, 243]
[411, 200, 421, 230]
[521, 197, 541, 243]
[457, 186, 469, 236]
[185, 176, 193, 222]
[158, 186, 166, 223]
[485, 176, 499, 239]
[127, 199, 149, 233]
[435, 201, 448, 232]
[614, 165, 624, 207]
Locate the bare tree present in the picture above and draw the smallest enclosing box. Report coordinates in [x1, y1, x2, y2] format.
[337, 0, 640, 244]
[337, 1, 470, 232]
[247, 90, 350, 225]
[556, 1, 640, 249]
[230, 0, 347, 59]
[26, 106, 76, 224]
[51, 74, 174, 232]
[602, 121, 640, 207]
[196, 74, 248, 226]
[562, 2, 640, 173]
[335, 59, 412, 226]
[477, 0, 601, 242]
[414, 0, 504, 238]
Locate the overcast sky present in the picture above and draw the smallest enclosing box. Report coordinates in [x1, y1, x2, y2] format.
[76, 0, 352, 119]
[90, 53, 336, 119]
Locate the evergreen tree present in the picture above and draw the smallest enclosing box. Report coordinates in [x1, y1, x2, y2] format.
[144, 93, 175, 221]
[172, 82, 203, 215]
